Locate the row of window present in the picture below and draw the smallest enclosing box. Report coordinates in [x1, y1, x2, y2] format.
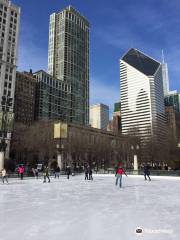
[35, 73, 71, 92]
[0, 4, 18, 16]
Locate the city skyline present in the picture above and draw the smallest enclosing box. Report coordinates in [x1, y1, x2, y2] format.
[12, 0, 180, 114]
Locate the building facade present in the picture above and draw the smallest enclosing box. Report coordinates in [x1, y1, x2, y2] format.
[14, 71, 37, 125]
[0, 0, 20, 105]
[165, 106, 180, 143]
[0, 0, 20, 162]
[107, 102, 121, 133]
[33, 70, 72, 122]
[165, 91, 180, 112]
[11, 120, 137, 170]
[120, 48, 167, 162]
[48, 6, 89, 125]
[90, 103, 109, 130]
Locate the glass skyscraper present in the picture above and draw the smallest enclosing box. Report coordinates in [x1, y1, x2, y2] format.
[165, 91, 180, 112]
[34, 70, 72, 122]
[48, 6, 89, 125]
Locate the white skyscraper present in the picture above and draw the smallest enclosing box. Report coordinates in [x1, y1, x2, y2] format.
[90, 104, 109, 130]
[0, 0, 20, 104]
[120, 48, 167, 162]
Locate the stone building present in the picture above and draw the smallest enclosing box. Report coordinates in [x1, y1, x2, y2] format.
[11, 121, 139, 170]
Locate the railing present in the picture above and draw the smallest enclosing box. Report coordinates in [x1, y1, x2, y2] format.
[3, 169, 180, 178]
[94, 168, 180, 177]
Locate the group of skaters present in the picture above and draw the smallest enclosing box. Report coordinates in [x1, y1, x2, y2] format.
[1, 163, 151, 186]
[42, 165, 73, 183]
[115, 163, 151, 188]
[84, 166, 93, 180]
[1, 165, 25, 184]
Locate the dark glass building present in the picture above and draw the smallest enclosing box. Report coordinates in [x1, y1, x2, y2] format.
[48, 6, 90, 125]
[14, 71, 37, 125]
[164, 92, 180, 112]
[34, 70, 72, 121]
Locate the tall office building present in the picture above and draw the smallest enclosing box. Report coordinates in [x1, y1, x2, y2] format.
[107, 102, 121, 133]
[0, 0, 20, 105]
[90, 103, 109, 130]
[120, 48, 167, 161]
[48, 6, 89, 125]
[164, 91, 180, 112]
[0, 0, 20, 164]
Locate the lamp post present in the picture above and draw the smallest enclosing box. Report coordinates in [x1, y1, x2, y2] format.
[0, 96, 13, 169]
[131, 144, 140, 172]
[54, 122, 68, 170]
[56, 142, 64, 170]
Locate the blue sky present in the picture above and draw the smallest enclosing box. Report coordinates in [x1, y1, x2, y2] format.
[13, 0, 180, 114]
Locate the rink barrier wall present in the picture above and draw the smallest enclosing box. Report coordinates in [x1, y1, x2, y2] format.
[2, 169, 180, 179]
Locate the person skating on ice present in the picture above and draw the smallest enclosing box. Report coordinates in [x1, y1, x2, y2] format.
[18, 165, 25, 180]
[88, 167, 93, 180]
[115, 163, 127, 188]
[66, 166, 71, 179]
[143, 164, 151, 181]
[54, 166, 60, 179]
[43, 166, 50, 183]
[84, 166, 89, 180]
[1, 168, 8, 184]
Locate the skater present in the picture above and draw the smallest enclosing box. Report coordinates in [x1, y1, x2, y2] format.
[143, 164, 151, 181]
[88, 167, 93, 180]
[66, 166, 71, 179]
[43, 166, 50, 183]
[54, 166, 60, 179]
[32, 168, 36, 178]
[1, 168, 8, 184]
[18, 165, 24, 180]
[35, 168, 39, 179]
[115, 164, 127, 188]
[84, 167, 89, 180]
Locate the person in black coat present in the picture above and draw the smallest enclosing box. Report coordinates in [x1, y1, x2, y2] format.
[54, 166, 60, 179]
[143, 164, 151, 181]
[66, 166, 71, 179]
[84, 167, 89, 180]
[88, 168, 93, 180]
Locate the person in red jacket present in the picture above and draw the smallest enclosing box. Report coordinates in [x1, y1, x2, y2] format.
[115, 164, 127, 188]
[18, 165, 25, 180]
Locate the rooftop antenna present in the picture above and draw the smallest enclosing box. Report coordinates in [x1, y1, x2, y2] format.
[161, 49, 165, 63]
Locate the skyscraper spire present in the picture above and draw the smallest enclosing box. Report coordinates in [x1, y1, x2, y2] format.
[161, 50, 170, 96]
[162, 49, 165, 63]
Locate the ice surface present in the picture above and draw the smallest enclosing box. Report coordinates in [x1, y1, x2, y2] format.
[0, 174, 180, 240]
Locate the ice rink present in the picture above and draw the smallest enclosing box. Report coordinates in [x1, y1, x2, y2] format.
[0, 174, 180, 240]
